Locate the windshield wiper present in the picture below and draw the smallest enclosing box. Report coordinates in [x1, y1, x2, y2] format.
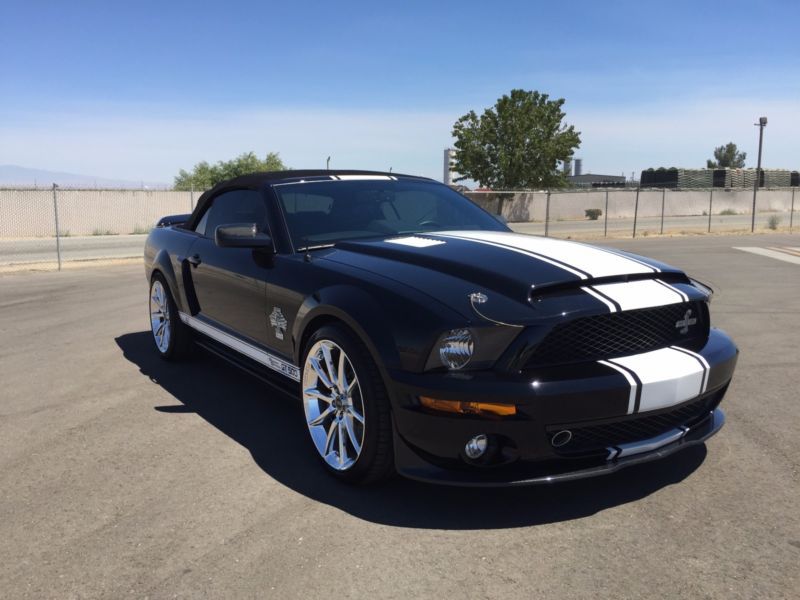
[297, 243, 336, 252]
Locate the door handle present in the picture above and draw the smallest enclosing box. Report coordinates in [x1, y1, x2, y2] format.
[187, 254, 202, 267]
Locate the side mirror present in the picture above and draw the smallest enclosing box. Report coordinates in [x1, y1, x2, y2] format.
[214, 223, 274, 250]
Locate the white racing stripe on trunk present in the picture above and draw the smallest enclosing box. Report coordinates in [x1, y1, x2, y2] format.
[590, 279, 685, 311]
[436, 231, 656, 278]
[607, 347, 705, 413]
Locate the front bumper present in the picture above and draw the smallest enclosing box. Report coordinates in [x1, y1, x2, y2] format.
[387, 328, 737, 486]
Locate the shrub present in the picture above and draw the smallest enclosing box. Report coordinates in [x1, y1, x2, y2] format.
[585, 208, 603, 220]
[718, 208, 737, 216]
[132, 224, 150, 235]
[767, 215, 781, 230]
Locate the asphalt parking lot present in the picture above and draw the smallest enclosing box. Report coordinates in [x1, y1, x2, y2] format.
[1, 234, 798, 599]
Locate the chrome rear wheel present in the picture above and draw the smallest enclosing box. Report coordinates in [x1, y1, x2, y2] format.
[302, 340, 365, 471]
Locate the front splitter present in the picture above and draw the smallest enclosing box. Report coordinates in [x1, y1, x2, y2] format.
[393, 408, 725, 487]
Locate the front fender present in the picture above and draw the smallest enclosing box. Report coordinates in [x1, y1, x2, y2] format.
[292, 285, 402, 373]
[292, 282, 461, 374]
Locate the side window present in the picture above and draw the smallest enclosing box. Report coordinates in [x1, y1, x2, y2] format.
[194, 190, 267, 237]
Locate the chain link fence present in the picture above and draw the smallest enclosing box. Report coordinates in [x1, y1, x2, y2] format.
[0, 184, 796, 273]
[467, 187, 797, 239]
[0, 187, 200, 272]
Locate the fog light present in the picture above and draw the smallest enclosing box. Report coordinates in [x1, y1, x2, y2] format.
[465, 434, 489, 459]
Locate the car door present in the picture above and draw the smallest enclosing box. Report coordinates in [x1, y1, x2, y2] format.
[185, 188, 272, 345]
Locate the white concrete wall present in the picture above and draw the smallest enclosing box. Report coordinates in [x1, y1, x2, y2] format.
[0, 187, 796, 237]
[465, 189, 797, 222]
[0, 189, 197, 237]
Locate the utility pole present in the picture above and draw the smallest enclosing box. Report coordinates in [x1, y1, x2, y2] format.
[751, 116, 767, 232]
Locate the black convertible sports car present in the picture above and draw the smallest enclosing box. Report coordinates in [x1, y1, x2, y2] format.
[144, 170, 738, 486]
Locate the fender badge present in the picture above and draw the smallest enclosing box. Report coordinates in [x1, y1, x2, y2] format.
[269, 307, 288, 340]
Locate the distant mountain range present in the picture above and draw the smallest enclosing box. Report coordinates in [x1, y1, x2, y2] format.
[0, 165, 169, 189]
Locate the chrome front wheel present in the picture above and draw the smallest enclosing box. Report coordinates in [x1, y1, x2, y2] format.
[302, 339, 366, 471]
[150, 279, 171, 353]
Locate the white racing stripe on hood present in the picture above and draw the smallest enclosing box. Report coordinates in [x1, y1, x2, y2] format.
[590, 279, 685, 311]
[432, 232, 589, 279]
[607, 347, 706, 413]
[435, 231, 657, 278]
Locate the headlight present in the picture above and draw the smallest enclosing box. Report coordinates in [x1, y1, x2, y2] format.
[438, 328, 474, 370]
[425, 325, 522, 372]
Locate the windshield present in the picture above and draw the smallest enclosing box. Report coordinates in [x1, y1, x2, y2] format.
[274, 178, 508, 249]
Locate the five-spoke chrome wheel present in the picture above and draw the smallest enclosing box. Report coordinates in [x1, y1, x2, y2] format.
[149, 279, 171, 353]
[302, 340, 365, 471]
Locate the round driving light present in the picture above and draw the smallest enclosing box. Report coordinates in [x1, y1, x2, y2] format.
[439, 328, 474, 370]
[465, 434, 489, 459]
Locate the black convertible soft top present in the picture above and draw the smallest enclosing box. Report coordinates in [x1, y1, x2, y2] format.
[188, 169, 433, 230]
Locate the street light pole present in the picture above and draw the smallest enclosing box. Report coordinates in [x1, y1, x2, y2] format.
[751, 116, 767, 232]
[326, 156, 331, 170]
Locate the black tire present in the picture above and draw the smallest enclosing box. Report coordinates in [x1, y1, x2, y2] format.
[301, 324, 394, 484]
[149, 273, 192, 361]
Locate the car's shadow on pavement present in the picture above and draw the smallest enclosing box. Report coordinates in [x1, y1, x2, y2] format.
[117, 331, 708, 530]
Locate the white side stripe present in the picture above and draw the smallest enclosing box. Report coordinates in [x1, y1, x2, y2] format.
[599, 360, 638, 414]
[179, 312, 300, 381]
[607, 347, 705, 413]
[591, 279, 685, 311]
[582, 287, 618, 313]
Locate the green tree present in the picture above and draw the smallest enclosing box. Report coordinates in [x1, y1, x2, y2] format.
[706, 143, 746, 168]
[173, 151, 287, 190]
[451, 89, 581, 189]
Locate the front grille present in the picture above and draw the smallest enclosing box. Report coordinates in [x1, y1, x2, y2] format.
[526, 301, 706, 368]
[548, 392, 720, 456]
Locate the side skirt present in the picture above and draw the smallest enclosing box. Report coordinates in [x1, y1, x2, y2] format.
[177, 311, 301, 399]
[193, 334, 300, 400]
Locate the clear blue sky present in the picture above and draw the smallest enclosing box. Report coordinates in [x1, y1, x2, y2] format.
[1, 0, 797, 183]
